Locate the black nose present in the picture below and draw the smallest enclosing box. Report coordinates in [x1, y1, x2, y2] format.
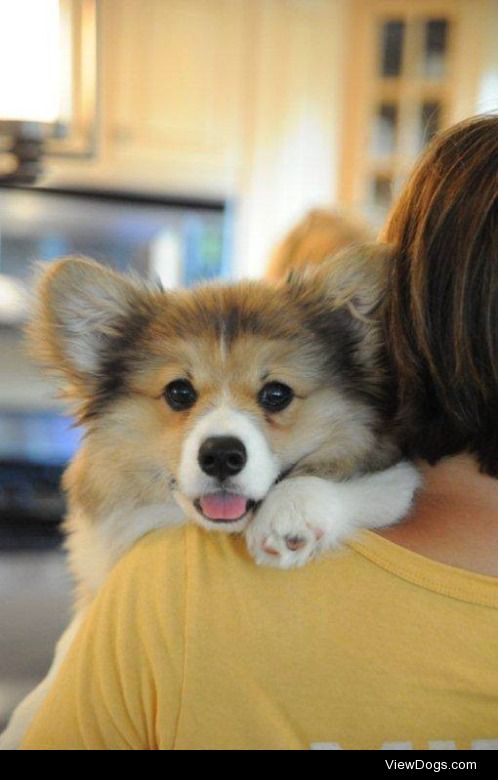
[198, 436, 247, 481]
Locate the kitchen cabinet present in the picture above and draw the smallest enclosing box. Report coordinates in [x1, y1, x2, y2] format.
[45, 1, 353, 273]
[100, 0, 248, 196]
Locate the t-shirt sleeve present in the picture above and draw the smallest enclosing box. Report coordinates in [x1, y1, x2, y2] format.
[21, 526, 187, 751]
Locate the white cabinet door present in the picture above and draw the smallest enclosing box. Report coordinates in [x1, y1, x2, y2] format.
[102, 0, 247, 196]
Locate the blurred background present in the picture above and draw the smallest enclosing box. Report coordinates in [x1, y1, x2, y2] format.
[0, 0, 497, 729]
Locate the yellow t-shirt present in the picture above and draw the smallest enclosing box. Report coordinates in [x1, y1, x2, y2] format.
[22, 525, 498, 751]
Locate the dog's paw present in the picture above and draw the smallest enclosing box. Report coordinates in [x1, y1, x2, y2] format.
[245, 477, 342, 569]
[355, 460, 421, 529]
[244, 462, 421, 569]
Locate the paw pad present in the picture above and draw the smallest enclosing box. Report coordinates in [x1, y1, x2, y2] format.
[284, 535, 307, 551]
[262, 542, 280, 556]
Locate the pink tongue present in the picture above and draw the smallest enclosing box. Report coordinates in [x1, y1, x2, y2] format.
[200, 493, 248, 521]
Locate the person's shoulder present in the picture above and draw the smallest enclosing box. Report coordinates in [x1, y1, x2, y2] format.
[126, 521, 250, 564]
[89, 524, 194, 633]
[107, 522, 245, 591]
[112, 522, 190, 583]
[130, 522, 189, 558]
[107, 521, 366, 607]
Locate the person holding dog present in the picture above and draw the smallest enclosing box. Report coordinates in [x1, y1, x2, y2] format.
[21, 115, 498, 750]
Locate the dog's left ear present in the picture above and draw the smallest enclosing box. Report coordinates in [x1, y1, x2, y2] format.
[286, 243, 390, 320]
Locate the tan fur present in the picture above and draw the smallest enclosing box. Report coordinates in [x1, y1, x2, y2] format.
[26, 247, 396, 605]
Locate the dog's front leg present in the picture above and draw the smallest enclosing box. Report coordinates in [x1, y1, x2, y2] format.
[245, 461, 421, 569]
[0, 611, 85, 750]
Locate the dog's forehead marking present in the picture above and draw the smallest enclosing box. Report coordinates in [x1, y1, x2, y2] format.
[219, 321, 228, 366]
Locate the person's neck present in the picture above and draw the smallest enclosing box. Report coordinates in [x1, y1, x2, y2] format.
[376, 453, 498, 577]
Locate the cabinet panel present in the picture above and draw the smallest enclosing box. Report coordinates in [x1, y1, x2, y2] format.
[103, 0, 247, 193]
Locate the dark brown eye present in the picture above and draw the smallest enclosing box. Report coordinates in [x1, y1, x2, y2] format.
[258, 382, 294, 412]
[164, 379, 197, 411]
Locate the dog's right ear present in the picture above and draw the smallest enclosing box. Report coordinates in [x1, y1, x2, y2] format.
[27, 257, 154, 398]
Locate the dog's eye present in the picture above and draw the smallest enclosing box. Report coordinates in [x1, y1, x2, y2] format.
[164, 379, 197, 411]
[258, 382, 294, 412]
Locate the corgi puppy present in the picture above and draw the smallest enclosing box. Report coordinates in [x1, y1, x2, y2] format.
[0, 245, 419, 749]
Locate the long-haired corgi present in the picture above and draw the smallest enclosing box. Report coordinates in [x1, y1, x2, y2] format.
[0, 245, 419, 749]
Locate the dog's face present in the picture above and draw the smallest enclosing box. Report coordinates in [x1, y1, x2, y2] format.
[29, 248, 393, 532]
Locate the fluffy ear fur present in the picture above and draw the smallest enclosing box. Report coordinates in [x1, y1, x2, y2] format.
[26, 257, 155, 399]
[284, 243, 393, 412]
[286, 242, 390, 319]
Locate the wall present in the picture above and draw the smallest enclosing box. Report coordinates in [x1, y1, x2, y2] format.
[476, 0, 498, 114]
[233, 0, 351, 278]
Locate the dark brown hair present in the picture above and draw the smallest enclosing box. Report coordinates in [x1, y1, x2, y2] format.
[383, 115, 498, 475]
